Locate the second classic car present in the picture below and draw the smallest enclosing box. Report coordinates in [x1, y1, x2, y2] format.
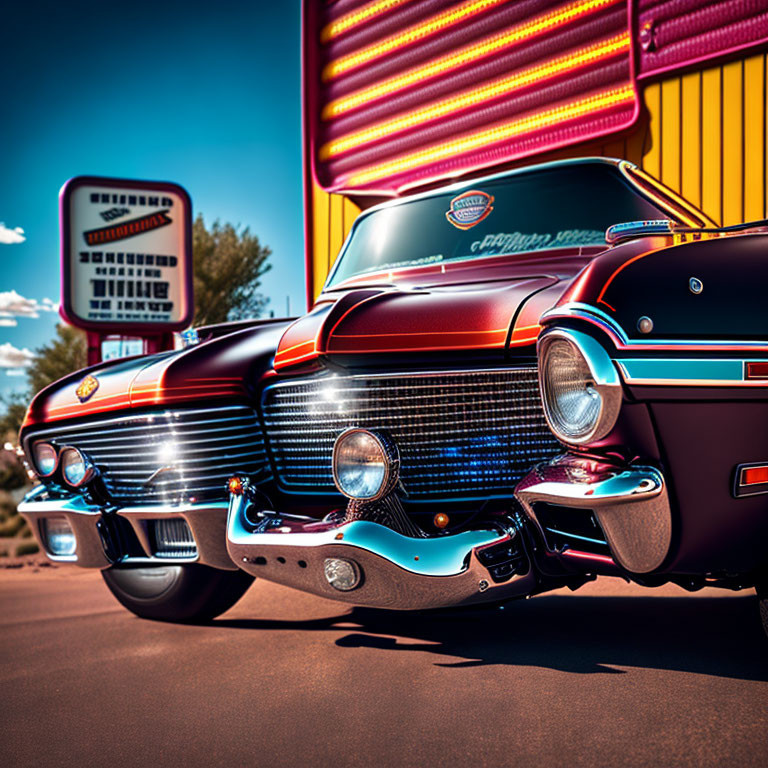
[18, 158, 768, 639]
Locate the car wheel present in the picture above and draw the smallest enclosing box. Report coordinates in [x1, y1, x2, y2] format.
[102, 564, 254, 623]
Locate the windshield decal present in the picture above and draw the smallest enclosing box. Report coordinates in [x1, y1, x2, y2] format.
[470, 229, 604, 255]
[446, 190, 494, 229]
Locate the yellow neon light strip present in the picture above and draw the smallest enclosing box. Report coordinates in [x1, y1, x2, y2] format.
[323, 0, 508, 81]
[321, 0, 413, 44]
[344, 84, 636, 187]
[322, 0, 621, 115]
[320, 33, 629, 160]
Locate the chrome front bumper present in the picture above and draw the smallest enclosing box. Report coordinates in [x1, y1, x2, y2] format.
[18, 486, 237, 570]
[516, 455, 672, 574]
[227, 495, 537, 609]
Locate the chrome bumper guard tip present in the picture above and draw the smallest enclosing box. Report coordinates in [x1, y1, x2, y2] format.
[17, 486, 236, 570]
[516, 455, 672, 574]
[226, 495, 536, 610]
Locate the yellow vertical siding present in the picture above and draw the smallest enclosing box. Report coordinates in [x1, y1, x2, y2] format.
[680, 72, 701, 209]
[310, 178, 360, 299]
[643, 53, 766, 227]
[722, 60, 744, 224]
[311, 179, 330, 299]
[309, 53, 768, 298]
[660, 78, 681, 192]
[643, 83, 662, 179]
[701, 68, 723, 223]
[744, 55, 766, 222]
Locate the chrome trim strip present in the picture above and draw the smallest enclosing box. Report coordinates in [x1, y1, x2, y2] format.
[543, 302, 768, 351]
[616, 359, 768, 386]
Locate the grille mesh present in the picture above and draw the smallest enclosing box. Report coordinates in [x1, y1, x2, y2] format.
[27, 405, 267, 505]
[262, 368, 559, 500]
[152, 519, 197, 559]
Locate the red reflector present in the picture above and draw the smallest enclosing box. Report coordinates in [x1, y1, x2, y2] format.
[742, 466, 768, 486]
[746, 362, 768, 379]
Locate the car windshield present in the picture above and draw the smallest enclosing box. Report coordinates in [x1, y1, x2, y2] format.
[327, 162, 667, 287]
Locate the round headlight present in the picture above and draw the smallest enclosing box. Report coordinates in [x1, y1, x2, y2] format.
[539, 330, 622, 445]
[59, 446, 95, 488]
[332, 428, 399, 501]
[33, 442, 58, 477]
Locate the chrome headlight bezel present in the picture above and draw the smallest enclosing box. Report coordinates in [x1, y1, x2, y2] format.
[59, 446, 97, 488]
[332, 428, 400, 501]
[538, 328, 622, 446]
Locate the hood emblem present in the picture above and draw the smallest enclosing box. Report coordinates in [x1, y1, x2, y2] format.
[76, 374, 100, 403]
[446, 190, 494, 230]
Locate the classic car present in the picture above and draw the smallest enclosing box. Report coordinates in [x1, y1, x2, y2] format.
[18, 158, 768, 638]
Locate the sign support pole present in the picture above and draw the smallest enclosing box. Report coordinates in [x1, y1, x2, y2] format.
[86, 331, 102, 367]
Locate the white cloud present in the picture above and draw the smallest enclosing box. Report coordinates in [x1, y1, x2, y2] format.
[0, 316, 17, 327]
[0, 223, 25, 244]
[6, 368, 27, 376]
[0, 342, 35, 369]
[0, 290, 58, 320]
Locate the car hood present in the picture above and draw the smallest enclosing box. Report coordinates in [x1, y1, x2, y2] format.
[274, 275, 569, 369]
[22, 320, 291, 430]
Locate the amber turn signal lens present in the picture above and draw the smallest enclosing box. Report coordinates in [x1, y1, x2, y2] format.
[228, 476, 244, 495]
[433, 512, 450, 529]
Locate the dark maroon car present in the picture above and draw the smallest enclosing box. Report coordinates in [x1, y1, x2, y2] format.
[18, 159, 768, 639]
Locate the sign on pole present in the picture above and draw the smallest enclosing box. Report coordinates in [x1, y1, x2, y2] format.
[60, 176, 193, 333]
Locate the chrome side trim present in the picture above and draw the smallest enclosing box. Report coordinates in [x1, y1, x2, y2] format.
[543, 302, 768, 352]
[616, 359, 768, 387]
[516, 456, 672, 574]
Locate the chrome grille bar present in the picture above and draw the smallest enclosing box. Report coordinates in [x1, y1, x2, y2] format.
[152, 518, 197, 559]
[262, 368, 558, 500]
[27, 405, 267, 505]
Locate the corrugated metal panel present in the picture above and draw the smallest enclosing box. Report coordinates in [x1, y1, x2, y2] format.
[637, 0, 768, 79]
[312, 0, 636, 194]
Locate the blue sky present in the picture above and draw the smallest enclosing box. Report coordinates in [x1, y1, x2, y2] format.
[0, 0, 303, 395]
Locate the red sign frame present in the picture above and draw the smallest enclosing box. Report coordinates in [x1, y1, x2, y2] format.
[60, 175, 194, 334]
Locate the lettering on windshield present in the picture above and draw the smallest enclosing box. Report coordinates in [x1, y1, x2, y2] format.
[469, 229, 604, 255]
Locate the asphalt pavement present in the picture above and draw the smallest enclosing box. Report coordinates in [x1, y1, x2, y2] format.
[1, 567, 767, 768]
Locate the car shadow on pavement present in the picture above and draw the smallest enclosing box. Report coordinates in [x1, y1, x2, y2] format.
[215, 594, 768, 680]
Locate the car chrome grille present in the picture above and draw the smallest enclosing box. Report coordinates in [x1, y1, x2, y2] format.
[151, 519, 197, 559]
[27, 405, 267, 505]
[262, 368, 559, 500]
